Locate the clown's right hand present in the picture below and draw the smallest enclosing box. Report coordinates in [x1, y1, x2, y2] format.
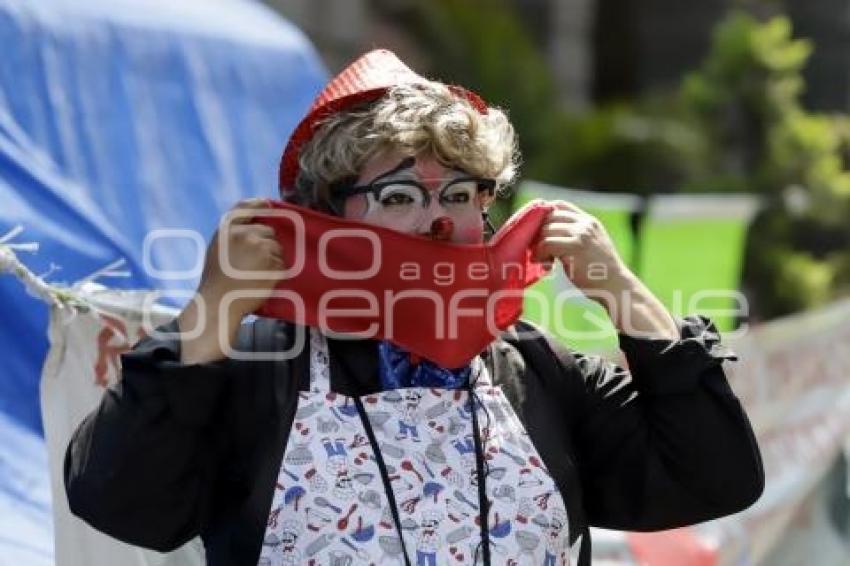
[177, 198, 284, 364]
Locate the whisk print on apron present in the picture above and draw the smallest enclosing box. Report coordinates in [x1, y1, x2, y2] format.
[259, 328, 574, 565]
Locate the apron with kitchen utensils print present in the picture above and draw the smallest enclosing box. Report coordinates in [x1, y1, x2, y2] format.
[259, 328, 573, 565]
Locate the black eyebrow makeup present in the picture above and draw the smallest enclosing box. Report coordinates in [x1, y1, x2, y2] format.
[368, 156, 416, 184]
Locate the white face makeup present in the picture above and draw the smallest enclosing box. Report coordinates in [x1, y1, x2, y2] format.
[343, 151, 492, 244]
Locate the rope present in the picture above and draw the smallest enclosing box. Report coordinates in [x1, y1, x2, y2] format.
[0, 225, 129, 312]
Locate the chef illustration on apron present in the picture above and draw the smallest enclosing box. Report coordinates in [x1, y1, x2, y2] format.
[259, 328, 573, 565]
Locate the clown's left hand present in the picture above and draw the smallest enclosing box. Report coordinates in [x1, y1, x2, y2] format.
[532, 200, 629, 293]
[531, 199, 679, 340]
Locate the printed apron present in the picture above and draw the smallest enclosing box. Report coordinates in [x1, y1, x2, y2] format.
[259, 328, 573, 565]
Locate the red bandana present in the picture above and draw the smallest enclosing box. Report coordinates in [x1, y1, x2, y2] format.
[253, 200, 554, 368]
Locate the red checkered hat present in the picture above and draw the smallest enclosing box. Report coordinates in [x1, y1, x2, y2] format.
[278, 49, 488, 198]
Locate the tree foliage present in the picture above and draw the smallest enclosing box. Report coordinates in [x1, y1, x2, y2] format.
[679, 12, 850, 318]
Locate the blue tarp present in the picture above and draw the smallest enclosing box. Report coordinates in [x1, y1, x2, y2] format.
[0, 0, 327, 561]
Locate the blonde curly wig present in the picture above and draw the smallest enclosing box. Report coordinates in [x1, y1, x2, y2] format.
[292, 81, 521, 211]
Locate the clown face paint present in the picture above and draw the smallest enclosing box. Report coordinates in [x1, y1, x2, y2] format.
[343, 151, 491, 244]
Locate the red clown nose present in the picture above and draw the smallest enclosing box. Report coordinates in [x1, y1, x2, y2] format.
[429, 217, 454, 241]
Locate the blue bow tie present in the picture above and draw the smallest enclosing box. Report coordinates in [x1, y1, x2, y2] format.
[378, 341, 471, 390]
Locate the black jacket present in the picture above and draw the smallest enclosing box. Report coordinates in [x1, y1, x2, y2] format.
[64, 315, 764, 565]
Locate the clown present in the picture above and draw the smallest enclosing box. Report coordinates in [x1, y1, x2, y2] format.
[66, 48, 764, 566]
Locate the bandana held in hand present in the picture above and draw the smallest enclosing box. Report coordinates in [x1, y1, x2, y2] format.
[254, 200, 554, 368]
